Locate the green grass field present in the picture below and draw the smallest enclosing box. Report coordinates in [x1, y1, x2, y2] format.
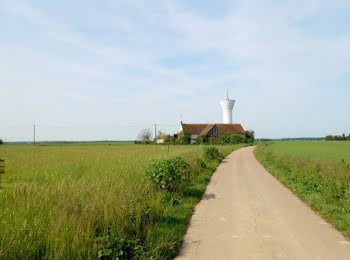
[267, 141, 350, 161]
[0, 143, 242, 259]
[255, 142, 350, 238]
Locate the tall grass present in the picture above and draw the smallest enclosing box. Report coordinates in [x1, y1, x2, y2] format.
[0, 143, 243, 259]
[254, 143, 350, 237]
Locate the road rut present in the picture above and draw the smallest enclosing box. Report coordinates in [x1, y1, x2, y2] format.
[176, 146, 350, 259]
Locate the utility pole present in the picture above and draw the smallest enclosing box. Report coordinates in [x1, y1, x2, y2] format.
[33, 125, 36, 146]
[154, 124, 157, 140]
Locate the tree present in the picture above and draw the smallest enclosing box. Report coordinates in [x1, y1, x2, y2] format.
[137, 129, 152, 143]
[178, 130, 191, 144]
[245, 130, 255, 143]
[324, 135, 335, 141]
[0, 138, 2, 145]
[324, 134, 350, 141]
[163, 135, 172, 144]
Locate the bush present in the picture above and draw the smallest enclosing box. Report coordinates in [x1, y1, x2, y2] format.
[178, 131, 191, 144]
[203, 146, 222, 161]
[196, 135, 207, 143]
[162, 136, 176, 145]
[220, 133, 246, 144]
[190, 157, 207, 175]
[145, 157, 190, 191]
[245, 130, 255, 143]
[195, 158, 207, 169]
[96, 236, 145, 260]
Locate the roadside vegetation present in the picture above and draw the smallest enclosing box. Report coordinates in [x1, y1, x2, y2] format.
[254, 142, 350, 237]
[0, 143, 244, 259]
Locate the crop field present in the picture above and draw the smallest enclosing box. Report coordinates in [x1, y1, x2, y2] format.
[255, 142, 350, 238]
[267, 141, 350, 161]
[0, 143, 243, 259]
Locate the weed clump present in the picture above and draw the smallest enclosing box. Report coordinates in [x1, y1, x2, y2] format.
[145, 157, 190, 192]
[195, 158, 207, 169]
[96, 236, 145, 260]
[203, 146, 223, 161]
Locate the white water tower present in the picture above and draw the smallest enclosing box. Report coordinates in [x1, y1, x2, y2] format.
[220, 90, 235, 124]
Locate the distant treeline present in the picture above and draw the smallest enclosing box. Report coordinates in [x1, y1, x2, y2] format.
[324, 134, 350, 141]
[258, 137, 324, 142]
[259, 135, 350, 142]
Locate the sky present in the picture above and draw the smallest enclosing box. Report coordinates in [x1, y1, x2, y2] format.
[1, 0, 350, 141]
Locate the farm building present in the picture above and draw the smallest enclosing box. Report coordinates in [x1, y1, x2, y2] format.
[155, 134, 171, 144]
[180, 122, 245, 144]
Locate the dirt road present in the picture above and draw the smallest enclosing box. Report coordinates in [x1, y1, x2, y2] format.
[176, 146, 350, 259]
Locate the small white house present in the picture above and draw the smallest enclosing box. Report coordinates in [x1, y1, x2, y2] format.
[156, 134, 170, 144]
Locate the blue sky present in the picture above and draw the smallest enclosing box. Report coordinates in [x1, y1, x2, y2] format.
[1, 0, 350, 141]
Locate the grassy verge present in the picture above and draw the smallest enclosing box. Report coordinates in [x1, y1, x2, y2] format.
[254, 143, 350, 237]
[0, 143, 244, 259]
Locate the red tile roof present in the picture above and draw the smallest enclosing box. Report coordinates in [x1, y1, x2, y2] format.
[216, 124, 245, 134]
[181, 124, 209, 135]
[157, 134, 171, 139]
[181, 123, 245, 135]
[199, 124, 216, 136]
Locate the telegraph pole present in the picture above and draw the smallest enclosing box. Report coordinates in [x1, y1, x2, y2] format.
[33, 125, 36, 146]
[154, 124, 157, 140]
